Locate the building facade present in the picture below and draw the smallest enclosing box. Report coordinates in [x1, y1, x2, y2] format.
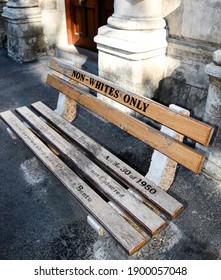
[1, 0, 221, 180]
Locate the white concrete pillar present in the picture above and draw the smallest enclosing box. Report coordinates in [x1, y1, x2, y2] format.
[201, 50, 221, 181]
[94, 0, 167, 112]
[2, 0, 43, 62]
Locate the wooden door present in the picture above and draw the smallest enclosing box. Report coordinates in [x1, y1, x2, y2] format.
[100, 0, 114, 26]
[65, 0, 114, 51]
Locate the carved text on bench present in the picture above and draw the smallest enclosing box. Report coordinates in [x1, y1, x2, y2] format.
[71, 70, 150, 113]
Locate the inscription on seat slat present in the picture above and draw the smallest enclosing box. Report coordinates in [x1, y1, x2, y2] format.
[16, 106, 166, 236]
[0, 110, 146, 255]
[31, 101, 184, 218]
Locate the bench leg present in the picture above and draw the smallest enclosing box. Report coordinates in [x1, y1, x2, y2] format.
[6, 127, 18, 140]
[55, 92, 77, 122]
[146, 104, 190, 191]
[87, 215, 106, 236]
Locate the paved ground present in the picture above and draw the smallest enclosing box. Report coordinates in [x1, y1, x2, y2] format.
[0, 47, 221, 260]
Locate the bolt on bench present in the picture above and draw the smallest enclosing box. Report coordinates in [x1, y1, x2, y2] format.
[0, 58, 214, 255]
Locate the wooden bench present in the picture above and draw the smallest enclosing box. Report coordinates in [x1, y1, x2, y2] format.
[0, 58, 214, 255]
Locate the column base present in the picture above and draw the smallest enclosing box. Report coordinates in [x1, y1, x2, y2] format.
[95, 25, 167, 57]
[94, 25, 167, 112]
[2, 6, 43, 63]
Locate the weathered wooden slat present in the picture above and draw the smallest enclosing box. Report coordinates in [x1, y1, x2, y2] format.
[32, 101, 184, 218]
[46, 73, 205, 173]
[49, 58, 214, 146]
[0, 110, 146, 255]
[16, 106, 166, 236]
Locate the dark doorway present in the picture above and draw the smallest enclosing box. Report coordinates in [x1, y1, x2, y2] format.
[65, 0, 114, 51]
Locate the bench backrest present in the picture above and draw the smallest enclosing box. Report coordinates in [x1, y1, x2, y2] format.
[47, 58, 214, 174]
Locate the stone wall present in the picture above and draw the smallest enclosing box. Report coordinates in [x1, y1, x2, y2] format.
[0, 0, 7, 46]
[154, 0, 221, 120]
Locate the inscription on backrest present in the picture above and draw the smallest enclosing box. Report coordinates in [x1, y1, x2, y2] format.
[50, 59, 214, 147]
[71, 70, 150, 113]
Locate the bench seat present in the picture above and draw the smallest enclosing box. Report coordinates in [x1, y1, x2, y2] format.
[1, 101, 184, 254]
[0, 58, 214, 255]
